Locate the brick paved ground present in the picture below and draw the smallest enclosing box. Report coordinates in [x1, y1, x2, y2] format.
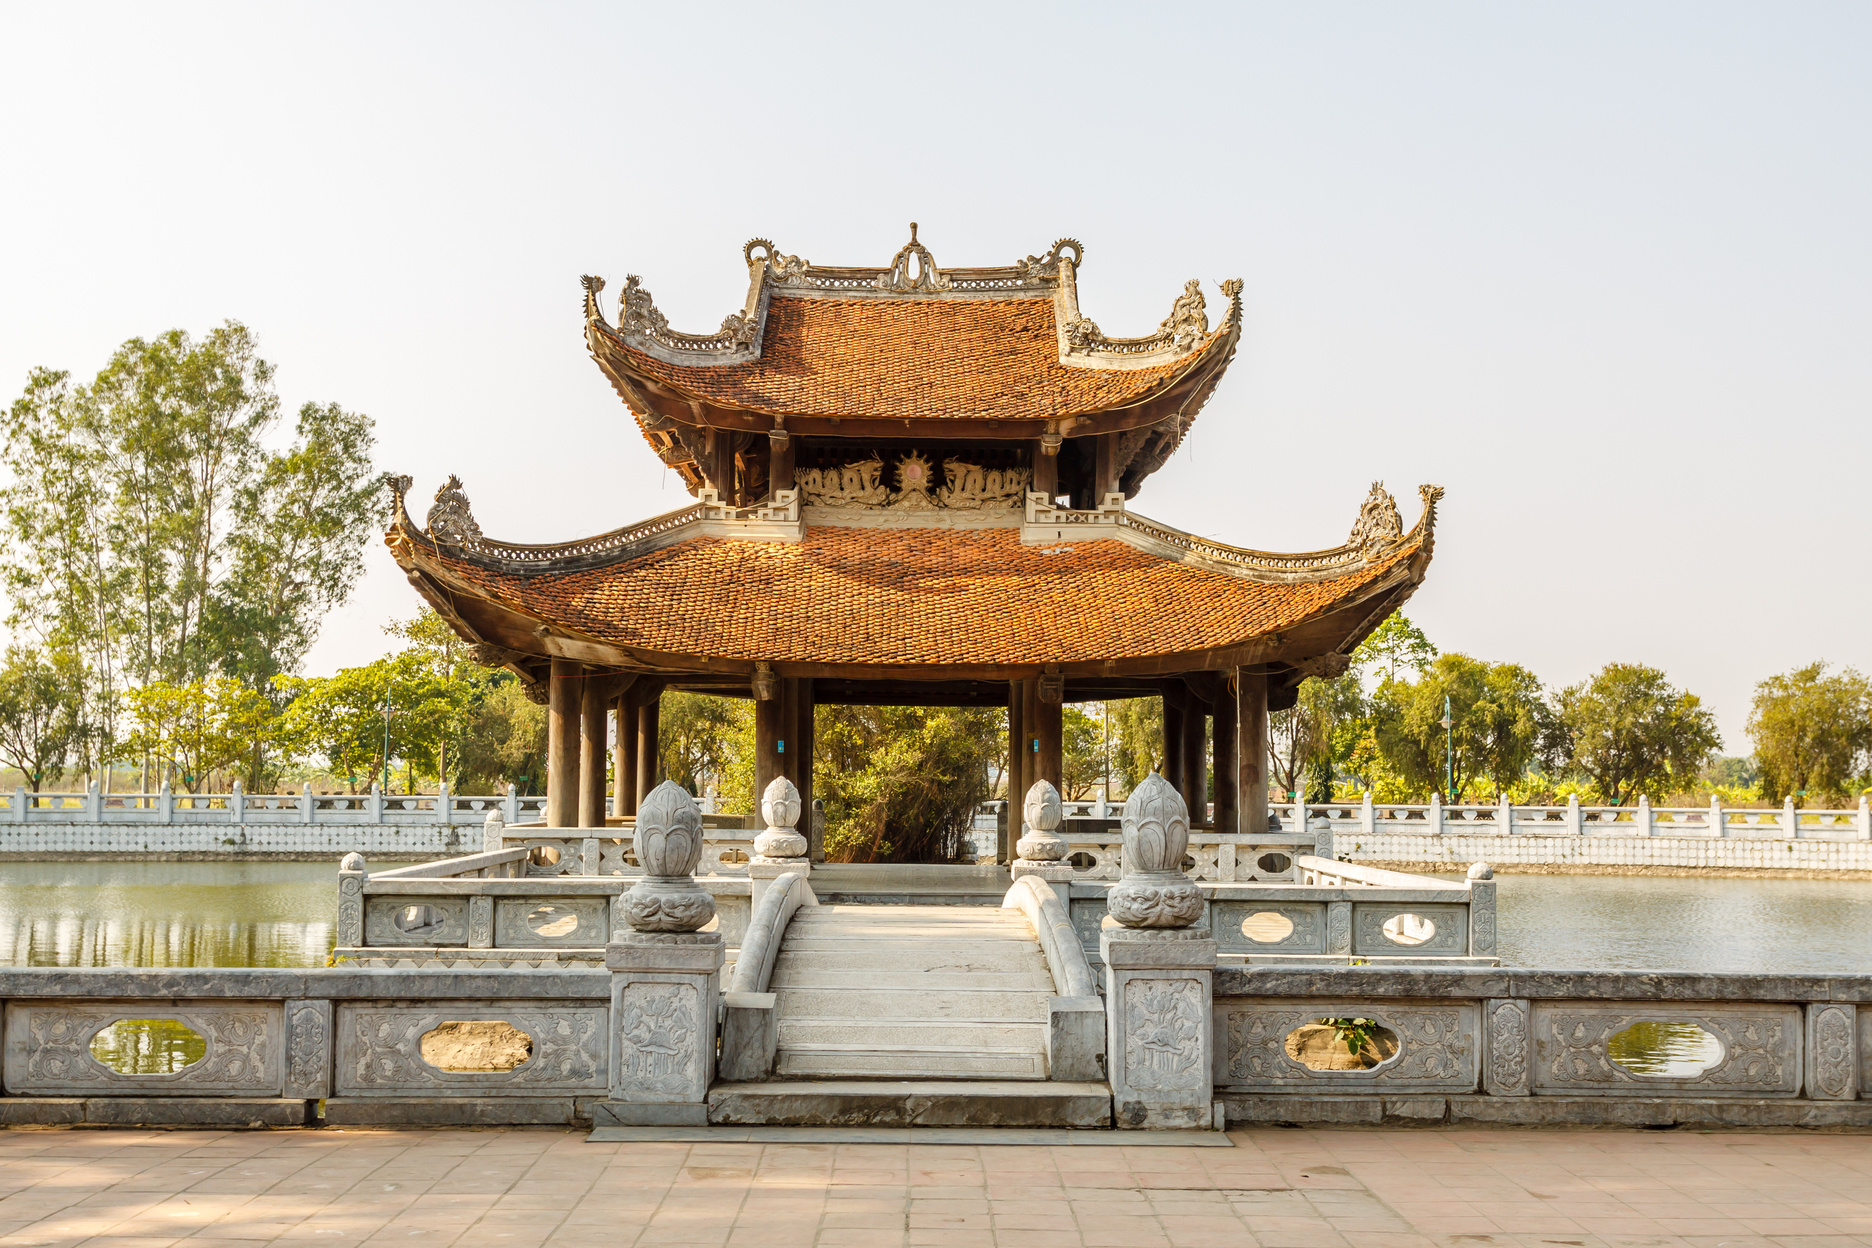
[0, 1126, 1868, 1247]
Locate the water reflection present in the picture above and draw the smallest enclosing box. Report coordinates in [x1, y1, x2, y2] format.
[0, 861, 333, 967]
[90, 1018, 208, 1074]
[1606, 1020, 1726, 1077]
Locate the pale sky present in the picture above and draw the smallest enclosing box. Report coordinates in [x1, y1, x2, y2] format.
[2, 2, 1867, 748]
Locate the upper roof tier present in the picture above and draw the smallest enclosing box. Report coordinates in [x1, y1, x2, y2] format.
[584, 227, 1243, 452]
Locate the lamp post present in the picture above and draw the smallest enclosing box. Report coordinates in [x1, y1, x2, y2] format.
[381, 694, 392, 794]
[1440, 695, 1454, 806]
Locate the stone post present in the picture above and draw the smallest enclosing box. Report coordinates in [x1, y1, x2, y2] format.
[1635, 794, 1653, 837]
[11, 786, 22, 823]
[605, 781, 722, 1126]
[1783, 795, 1799, 840]
[299, 782, 311, 824]
[1805, 1002, 1859, 1100]
[1858, 796, 1871, 841]
[504, 783, 519, 827]
[91, 780, 105, 823]
[483, 808, 505, 853]
[165, 782, 178, 823]
[1427, 789, 1442, 837]
[1709, 794, 1726, 838]
[1360, 790, 1375, 842]
[749, 776, 809, 911]
[336, 852, 366, 949]
[1467, 862, 1497, 956]
[1101, 773, 1216, 1131]
[437, 780, 451, 825]
[1565, 793, 1582, 836]
[1497, 791, 1513, 836]
[1012, 779, 1071, 883]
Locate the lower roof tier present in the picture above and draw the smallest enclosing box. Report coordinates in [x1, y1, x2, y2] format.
[388, 483, 1440, 682]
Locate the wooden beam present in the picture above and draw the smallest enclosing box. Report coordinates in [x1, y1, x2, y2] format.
[579, 672, 609, 828]
[546, 658, 580, 829]
[615, 681, 639, 818]
[1235, 668, 1268, 836]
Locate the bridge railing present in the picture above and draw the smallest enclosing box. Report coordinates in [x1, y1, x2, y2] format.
[0, 783, 549, 825]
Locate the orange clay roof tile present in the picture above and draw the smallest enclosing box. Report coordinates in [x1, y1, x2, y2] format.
[599, 296, 1220, 421]
[418, 526, 1418, 667]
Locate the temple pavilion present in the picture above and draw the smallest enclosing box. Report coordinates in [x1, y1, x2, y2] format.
[386, 226, 1441, 855]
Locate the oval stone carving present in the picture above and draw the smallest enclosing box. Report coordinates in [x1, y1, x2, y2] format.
[1607, 1021, 1725, 1078]
[1240, 911, 1295, 943]
[1381, 913, 1436, 946]
[90, 1019, 208, 1075]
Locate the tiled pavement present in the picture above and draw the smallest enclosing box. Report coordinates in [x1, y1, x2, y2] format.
[0, 1126, 1868, 1248]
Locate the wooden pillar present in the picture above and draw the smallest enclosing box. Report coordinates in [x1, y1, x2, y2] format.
[754, 683, 784, 808]
[1093, 431, 1119, 502]
[709, 429, 734, 502]
[769, 430, 795, 497]
[1212, 688, 1237, 835]
[614, 681, 639, 819]
[1035, 688, 1063, 795]
[1033, 439, 1059, 502]
[546, 658, 580, 828]
[1161, 687, 1185, 793]
[635, 688, 662, 806]
[1022, 678, 1041, 797]
[795, 678, 816, 855]
[1005, 681, 1025, 860]
[578, 673, 608, 828]
[1182, 699, 1209, 826]
[1235, 669, 1269, 835]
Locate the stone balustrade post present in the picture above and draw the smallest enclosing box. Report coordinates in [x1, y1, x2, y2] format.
[750, 776, 810, 911]
[505, 783, 520, 826]
[1467, 862, 1497, 956]
[12, 786, 23, 823]
[437, 781, 451, 824]
[336, 852, 366, 949]
[483, 808, 505, 853]
[1858, 796, 1870, 841]
[1565, 793, 1582, 836]
[159, 782, 174, 822]
[1012, 779, 1072, 884]
[89, 780, 103, 823]
[1636, 793, 1652, 837]
[1784, 795, 1799, 839]
[1497, 792, 1513, 836]
[1709, 794, 1726, 838]
[1359, 790, 1375, 841]
[1427, 789, 1443, 836]
[1101, 772, 1217, 1131]
[368, 783, 383, 822]
[300, 782, 313, 824]
[602, 781, 722, 1127]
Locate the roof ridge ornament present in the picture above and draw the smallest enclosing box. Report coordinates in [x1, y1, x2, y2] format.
[877, 222, 952, 293]
[1063, 278, 1213, 358]
[1347, 482, 1404, 560]
[1015, 238, 1083, 278]
[746, 237, 811, 285]
[427, 475, 484, 549]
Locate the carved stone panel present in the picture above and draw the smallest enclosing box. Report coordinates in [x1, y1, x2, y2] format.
[1805, 1003, 1857, 1101]
[333, 1004, 608, 1096]
[616, 982, 704, 1101]
[1122, 978, 1207, 1093]
[1070, 896, 1109, 954]
[493, 897, 611, 948]
[363, 896, 469, 947]
[1483, 998, 1530, 1096]
[1530, 1002, 1801, 1097]
[1350, 903, 1469, 957]
[468, 896, 494, 949]
[1326, 902, 1352, 955]
[1212, 902, 1325, 955]
[4, 1001, 283, 1096]
[1217, 998, 1478, 1094]
[283, 999, 332, 1099]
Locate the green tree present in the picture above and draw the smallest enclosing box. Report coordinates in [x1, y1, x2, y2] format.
[813, 705, 1000, 862]
[1110, 695, 1163, 792]
[1554, 663, 1722, 805]
[1373, 654, 1546, 801]
[1747, 662, 1872, 803]
[118, 677, 273, 793]
[274, 652, 466, 793]
[0, 646, 84, 788]
[453, 678, 548, 795]
[659, 692, 750, 799]
[1357, 614, 1439, 682]
[1060, 706, 1104, 800]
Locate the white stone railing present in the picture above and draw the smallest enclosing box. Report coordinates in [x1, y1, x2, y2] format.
[0, 783, 547, 826]
[1291, 793, 1872, 842]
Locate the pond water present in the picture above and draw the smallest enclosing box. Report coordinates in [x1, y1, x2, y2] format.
[0, 862, 1867, 973]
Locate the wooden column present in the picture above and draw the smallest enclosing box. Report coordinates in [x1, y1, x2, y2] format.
[1022, 678, 1041, 797]
[1161, 687, 1185, 793]
[1033, 440, 1059, 502]
[1005, 681, 1025, 860]
[545, 658, 580, 828]
[578, 672, 608, 828]
[795, 678, 816, 855]
[1035, 690, 1063, 794]
[1212, 688, 1238, 835]
[1235, 669, 1269, 836]
[614, 681, 639, 819]
[635, 687, 662, 806]
[1093, 432, 1120, 502]
[709, 429, 735, 502]
[1182, 699, 1209, 826]
[769, 431, 795, 497]
[754, 683, 784, 809]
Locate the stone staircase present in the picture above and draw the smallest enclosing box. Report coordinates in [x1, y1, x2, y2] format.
[770, 904, 1053, 1079]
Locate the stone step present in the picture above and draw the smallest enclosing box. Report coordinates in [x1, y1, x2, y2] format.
[773, 945, 1050, 976]
[707, 1079, 1111, 1127]
[786, 921, 1035, 940]
[773, 988, 1051, 1022]
[774, 1045, 1047, 1080]
[769, 967, 1050, 991]
[777, 1019, 1047, 1049]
